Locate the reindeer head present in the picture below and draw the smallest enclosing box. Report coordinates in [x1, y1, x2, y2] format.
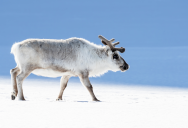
[99, 35, 129, 72]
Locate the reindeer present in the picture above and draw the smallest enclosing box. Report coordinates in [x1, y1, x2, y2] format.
[10, 35, 129, 101]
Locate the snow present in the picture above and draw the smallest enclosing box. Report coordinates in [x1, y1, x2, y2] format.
[1, 78, 188, 128]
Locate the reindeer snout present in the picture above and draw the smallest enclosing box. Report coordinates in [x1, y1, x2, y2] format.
[120, 63, 129, 71]
[123, 64, 129, 70]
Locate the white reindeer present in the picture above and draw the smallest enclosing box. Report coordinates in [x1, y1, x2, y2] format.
[10, 35, 129, 101]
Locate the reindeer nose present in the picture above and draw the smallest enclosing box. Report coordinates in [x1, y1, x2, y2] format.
[124, 64, 129, 70]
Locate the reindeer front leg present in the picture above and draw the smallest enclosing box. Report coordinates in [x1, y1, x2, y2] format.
[79, 73, 100, 101]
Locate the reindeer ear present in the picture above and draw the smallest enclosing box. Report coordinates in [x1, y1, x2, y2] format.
[104, 45, 112, 56]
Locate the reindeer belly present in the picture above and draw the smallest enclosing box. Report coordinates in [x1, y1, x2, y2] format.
[32, 69, 74, 78]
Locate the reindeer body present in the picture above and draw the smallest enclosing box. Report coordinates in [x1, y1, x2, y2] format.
[12, 38, 110, 78]
[10, 36, 129, 101]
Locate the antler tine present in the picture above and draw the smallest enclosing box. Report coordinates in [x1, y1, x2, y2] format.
[110, 38, 115, 42]
[115, 47, 125, 53]
[112, 42, 120, 46]
[98, 35, 109, 42]
[99, 35, 115, 43]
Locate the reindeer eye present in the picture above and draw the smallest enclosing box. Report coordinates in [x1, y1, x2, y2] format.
[113, 54, 119, 60]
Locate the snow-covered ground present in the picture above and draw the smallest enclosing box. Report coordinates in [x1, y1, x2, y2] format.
[0, 78, 188, 128]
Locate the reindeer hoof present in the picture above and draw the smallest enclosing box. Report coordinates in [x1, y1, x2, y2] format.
[11, 92, 17, 100]
[93, 98, 100, 102]
[11, 95, 16, 100]
[56, 98, 62, 101]
[18, 97, 26, 101]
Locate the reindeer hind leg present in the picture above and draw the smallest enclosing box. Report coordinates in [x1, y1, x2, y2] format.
[10, 66, 20, 100]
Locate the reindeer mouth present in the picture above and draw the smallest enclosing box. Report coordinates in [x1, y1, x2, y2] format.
[120, 66, 126, 72]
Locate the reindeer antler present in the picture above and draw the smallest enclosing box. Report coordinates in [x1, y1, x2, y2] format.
[98, 35, 125, 53]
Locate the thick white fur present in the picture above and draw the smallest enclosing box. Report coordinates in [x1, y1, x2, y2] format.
[11, 38, 122, 78]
